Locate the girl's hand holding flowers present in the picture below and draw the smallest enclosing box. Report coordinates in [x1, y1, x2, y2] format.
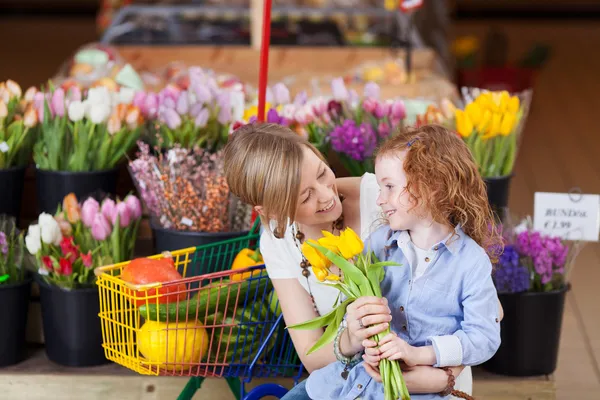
[344, 296, 392, 354]
[363, 331, 435, 368]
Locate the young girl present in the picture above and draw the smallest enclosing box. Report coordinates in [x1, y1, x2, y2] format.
[305, 124, 502, 400]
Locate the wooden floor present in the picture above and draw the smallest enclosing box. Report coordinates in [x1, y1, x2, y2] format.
[1, 16, 599, 400]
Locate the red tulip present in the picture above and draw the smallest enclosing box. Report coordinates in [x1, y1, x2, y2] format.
[59, 258, 73, 276]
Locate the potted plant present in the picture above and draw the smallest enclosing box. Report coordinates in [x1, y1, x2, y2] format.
[129, 142, 252, 259]
[133, 67, 247, 153]
[0, 215, 31, 367]
[0, 80, 39, 223]
[449, 88, 532, 220]
[32, 85, 143, 214]
[243, 80, 407, 177]
[484, 218, 579, 376]
[24, 193, 141, 366]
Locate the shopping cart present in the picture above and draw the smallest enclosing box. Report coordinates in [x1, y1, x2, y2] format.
[95, 222, 304, 400]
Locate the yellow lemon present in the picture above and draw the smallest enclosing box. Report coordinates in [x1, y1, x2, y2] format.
[137, 321, 209, 371]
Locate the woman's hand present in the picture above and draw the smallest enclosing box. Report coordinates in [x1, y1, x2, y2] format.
[340, 296, 392, 357]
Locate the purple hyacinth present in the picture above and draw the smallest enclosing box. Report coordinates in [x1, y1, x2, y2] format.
[0, 232, 7, 255]
[329, 120, 376, 161]
[516, 230, 568, 287]
[493, 244, 530, 293]
[248, 108, 289, 126]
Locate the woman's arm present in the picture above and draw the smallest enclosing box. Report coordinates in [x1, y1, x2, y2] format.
[363, 362, 464, 393]
[273, 278, 337, 372]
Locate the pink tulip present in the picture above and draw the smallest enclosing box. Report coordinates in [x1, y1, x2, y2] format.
[51, 88, 65, 117]
[378, 121, 391, 138]
[112, 201, 131, 228]
[81, 197, 100, 228]
[132, 91, 146, 109]
[272, 83, 290, 106]
[194, 84, 213, 104]
[124, 195, 142, 220]
[176, 93, 189, 115]
[143, 93, 158, 119]
[194, 108, 209, 128]
[33, 92, 45, 121]
[162, 108, 182, 130]
[67, 86, 82, 102]
[390, 100, 406, 120]
[91, 213, 112, 241]
[364, 82, 380, 100]
[294, 91, 308, 106]
[100, 198, 116, 223]
[331, 78, 349, 101]
[362, 98, 378, 114]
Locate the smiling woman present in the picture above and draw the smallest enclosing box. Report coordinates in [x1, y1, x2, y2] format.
[223, 123, 464, 399]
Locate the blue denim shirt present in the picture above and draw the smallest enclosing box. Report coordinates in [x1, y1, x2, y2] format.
[306, 225, 501, 400]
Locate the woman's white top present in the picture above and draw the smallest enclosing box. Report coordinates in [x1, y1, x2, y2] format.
[260, 173, 381, 316]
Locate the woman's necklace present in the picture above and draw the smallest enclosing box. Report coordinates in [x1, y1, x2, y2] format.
[291, 195, 345, 316]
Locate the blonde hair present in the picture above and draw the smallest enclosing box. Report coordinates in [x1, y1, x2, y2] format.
[376, 124, 503, 263]
[223, 123, 326, 238]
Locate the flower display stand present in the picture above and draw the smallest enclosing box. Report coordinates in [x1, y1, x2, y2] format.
[115, 46, 459, 103]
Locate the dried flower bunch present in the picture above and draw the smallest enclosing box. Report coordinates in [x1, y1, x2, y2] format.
[129, 142, 252, 233]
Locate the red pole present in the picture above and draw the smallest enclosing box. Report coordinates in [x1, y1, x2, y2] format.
[251, 0, 272, 226]
[257, 0, 272, 122]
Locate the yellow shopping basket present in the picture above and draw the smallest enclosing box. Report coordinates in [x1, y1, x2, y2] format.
[95, 225, 303, 399]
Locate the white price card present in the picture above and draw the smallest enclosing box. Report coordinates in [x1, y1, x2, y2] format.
[534, 192, 600, 242]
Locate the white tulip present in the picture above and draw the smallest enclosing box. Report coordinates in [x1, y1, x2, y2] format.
[89, 103, 111, 124]
[280, 104, 297, 120]
[39, 213, 62, 245]
[25, 224, 42, 255]
[117, 87, 135, 105]
[68, 100, 85, 122]
[230, 91, 245, 122]
[87, 86, 111, 106]
[0, 141, 8, 153]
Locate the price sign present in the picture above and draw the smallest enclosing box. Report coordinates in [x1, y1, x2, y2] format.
[534, 192, 600, 242]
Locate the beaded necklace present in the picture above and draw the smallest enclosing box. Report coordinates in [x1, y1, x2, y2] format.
[291, 195, 345, 316]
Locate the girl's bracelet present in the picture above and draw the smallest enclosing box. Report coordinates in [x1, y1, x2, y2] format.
[440, 367, 475, 399]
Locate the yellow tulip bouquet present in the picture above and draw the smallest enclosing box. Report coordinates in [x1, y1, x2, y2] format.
[452, 89, 532, 178]
[288, 227, 409, 400]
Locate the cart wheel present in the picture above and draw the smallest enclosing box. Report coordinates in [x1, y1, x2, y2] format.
[243, 383, 289, 400]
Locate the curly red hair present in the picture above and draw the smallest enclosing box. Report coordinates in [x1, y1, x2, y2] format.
[376, 124, 503, 262]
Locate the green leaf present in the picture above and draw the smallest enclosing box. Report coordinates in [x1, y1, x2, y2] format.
[306, 299, 353, 356]
[323, 282, 357, 300]
[371, 261, 402, 268]
[287, 305, 338, 331]
[306, 320, 338, 355]
[110, 214, 121, 262]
